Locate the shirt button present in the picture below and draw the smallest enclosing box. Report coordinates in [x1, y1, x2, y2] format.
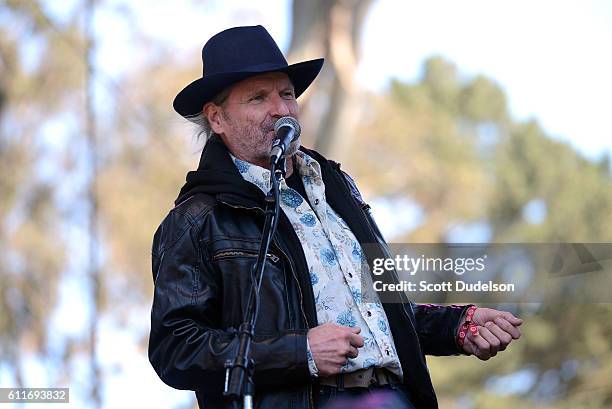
[314, 199, 320, 205]
[366, 311, 372, 317]
[348, 273, 353, 278]
[385, 349, 391, 356]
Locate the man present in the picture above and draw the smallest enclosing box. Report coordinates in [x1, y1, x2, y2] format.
[148, 25, 523, 409]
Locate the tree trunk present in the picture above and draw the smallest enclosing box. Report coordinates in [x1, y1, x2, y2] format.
[288, 0, 373, 162]
[84, 0, 102, 407]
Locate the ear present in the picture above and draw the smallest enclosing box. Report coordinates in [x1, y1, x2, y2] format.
[203, 102, 225, 135]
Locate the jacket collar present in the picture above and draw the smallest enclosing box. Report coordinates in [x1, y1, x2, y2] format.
[174, 135, 265, 207]
[175, 135, 343, 209]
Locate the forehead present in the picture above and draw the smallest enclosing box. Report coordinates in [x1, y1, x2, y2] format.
[230, 72, 293, 95]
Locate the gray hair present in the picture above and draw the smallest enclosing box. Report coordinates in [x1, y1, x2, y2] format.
[188, 112, 213, 146]
[187, 86, 233, 147]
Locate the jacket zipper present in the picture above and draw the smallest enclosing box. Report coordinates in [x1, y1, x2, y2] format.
[213, 250, 280, 263]
[218, 199, 313, 408]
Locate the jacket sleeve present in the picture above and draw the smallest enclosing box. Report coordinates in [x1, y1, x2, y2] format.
[148, 208, 310, 395]
[410, 302, 473, 356]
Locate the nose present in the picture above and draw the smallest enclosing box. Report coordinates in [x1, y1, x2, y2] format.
[269, 94, 292, 118]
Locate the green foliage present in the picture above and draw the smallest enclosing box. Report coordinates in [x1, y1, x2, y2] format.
[460, 74, 508, 123]
[350, 55, 612, 407]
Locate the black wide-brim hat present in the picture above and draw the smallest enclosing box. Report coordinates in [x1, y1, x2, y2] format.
[173, 25, 324, 120]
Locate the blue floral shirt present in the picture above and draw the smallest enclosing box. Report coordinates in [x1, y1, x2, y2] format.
[231, 152, 402, 380]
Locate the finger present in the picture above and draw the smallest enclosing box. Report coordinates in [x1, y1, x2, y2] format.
[473, 346, 491, 360]
[332, 354, 347, 366]
[495, 317, 522, 339]
[484, 322, 512, 350]
[346, 346, 359, 359]
[337, 354, 350, 366]
[468, 332, 491, 360]
[350, 326, 362, 334]
[478, 327, 500, 357]
[348, 333, 365, 348]
[501, 312, 523, 326]
[463, 337, 485, 360]
[461, 336, 476, 356]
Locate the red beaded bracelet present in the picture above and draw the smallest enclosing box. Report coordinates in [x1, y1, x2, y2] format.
[457, 305, 478, 348]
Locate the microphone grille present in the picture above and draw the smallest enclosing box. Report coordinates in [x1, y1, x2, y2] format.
[274, 116, 301, 138]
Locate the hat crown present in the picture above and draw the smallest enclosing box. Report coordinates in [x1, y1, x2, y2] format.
[202, 25, 288, 76]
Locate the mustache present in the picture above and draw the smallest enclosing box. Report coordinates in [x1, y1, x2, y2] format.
[262, 117, 300, 135]
[262, 123, 275, 133]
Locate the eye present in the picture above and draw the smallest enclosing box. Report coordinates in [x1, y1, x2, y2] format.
[249, 94, 264, 102]
[282, 90, 296, 99]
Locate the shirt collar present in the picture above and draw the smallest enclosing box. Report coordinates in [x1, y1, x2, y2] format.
[230, 151, 323, 193]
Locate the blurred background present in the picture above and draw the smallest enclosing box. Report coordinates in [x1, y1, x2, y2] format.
[1, 0, 611, 408]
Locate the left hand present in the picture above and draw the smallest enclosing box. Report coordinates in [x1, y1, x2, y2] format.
[460, 307, 523, 360]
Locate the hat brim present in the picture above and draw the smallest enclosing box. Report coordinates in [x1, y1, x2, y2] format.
[173, 58, 324, 121]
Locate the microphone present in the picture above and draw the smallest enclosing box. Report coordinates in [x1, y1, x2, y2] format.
[269, 117, 301, 165]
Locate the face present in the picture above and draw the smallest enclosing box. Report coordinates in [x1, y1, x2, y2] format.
[204, 72, 300, 167]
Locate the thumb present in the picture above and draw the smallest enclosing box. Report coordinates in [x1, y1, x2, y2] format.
[351, 326, 362, 334]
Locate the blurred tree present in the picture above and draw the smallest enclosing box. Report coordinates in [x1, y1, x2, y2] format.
[0, 0, 80, 388]
[288, 0, 373, 161]
[347, 55, 612, 408]
[349, 57, 490, 242]
[490, 120, 612, 242]
[96, 56, 194, 311]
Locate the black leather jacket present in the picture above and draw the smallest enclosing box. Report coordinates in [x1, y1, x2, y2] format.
[148, 136, 470, 409]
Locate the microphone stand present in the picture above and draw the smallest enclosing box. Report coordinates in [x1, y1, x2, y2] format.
[224, 156, 287, 409]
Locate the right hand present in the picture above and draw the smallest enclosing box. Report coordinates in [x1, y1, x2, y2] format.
[307, 322, 364, 377]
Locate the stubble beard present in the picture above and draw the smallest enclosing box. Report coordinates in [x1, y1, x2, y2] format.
[224, 113, 301, 166]
[231, 123, 276, 166]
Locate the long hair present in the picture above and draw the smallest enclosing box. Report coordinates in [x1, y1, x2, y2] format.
[186, 86, 232, 148]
